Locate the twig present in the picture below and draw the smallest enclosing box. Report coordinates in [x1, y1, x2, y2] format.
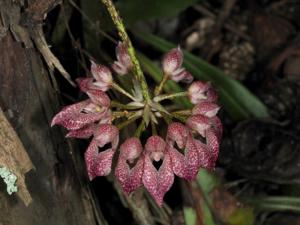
[32, 26, 75, 86]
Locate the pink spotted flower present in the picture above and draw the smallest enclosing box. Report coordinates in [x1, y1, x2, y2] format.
[51, 89, 111, 138]
[188, 81, 218, 104]
[85, 124, 119, 180]
[162, 47, 193, 83]
[51, 42, 223, 207]
[112, 42, 133, 75]
[142, 136, 174, 206]
[166, 122, 212, 180]
[115, 138, 144, 194]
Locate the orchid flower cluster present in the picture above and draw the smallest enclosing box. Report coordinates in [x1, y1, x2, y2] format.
[51, 42, 222, 206]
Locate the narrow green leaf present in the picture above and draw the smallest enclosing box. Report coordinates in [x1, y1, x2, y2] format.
[135, 32, 270, 120]
[197, 169, 220, 196]
[184, 207, 197, 225]
[117, 0, 200, 25]
[244, 196, 300, 213]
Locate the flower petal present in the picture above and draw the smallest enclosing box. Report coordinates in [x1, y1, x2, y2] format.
[85, 139, 115, 180]
[145, 136, 166, 161]
[90, 61, 112, 84]
[115, 155, 144, 194]
[162, 46, 183, 75]
[76, 77, 94, 92]
[51, 100, 90, 127]
[156, 153, 174, 206]
[59, 112, 103, 130]
[120, 137, 143, 160]
[167, 122, 189, 149]
[116, 42, 132, 69]
[188, 81, 218, 104]
[142, 153, 174, 206]
[172, 70, 194, 83]
[167, 144, 185, 177]
[86, 89, 111, 107]
[210, 116, 223, 141]
[206, 128, 220, 164]
[112, 61, 127, 75]
[192, 102, 220, 118]
[186, 114, 211, 137]
[66, 123, 97, 138]
[184, 135, 201, 180]
[93, 124, 119, 148]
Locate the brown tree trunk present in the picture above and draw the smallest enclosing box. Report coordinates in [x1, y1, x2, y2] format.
[0, 1, 105, 224]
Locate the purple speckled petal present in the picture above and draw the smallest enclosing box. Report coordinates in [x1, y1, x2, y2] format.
[192, 102, 220, 118]
[115, 155, 144, 194]
[167, 144, 185, 178]
[162, 46, 183, 75]
[51, 100, 91, 127]
[66, 123, 97, 138]
[142, 152, 174, 206]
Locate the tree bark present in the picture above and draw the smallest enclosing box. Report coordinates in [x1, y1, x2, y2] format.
[0, 1, 105, 224]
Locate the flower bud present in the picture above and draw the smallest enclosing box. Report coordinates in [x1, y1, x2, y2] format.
[188, 81, 218, 104]
[162, 46, 183, 76]
[90, 61, 113, 91]
[112, 42, 132, 75]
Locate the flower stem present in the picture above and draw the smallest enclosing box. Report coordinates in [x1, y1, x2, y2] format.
[111, 82, 137, 101]
[101, 0, 151, 101]
[116, 115, 141, 130]
[151, 120, 157, 135]
[154, 74, 169, 96]
[111, 100, 143, 110]
[171, 109, 192, 116]
[134, 120, 146, 138]
[153, 91, 187, 102]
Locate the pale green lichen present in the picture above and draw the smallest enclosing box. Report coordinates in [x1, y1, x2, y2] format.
[0, 166, 18, 195]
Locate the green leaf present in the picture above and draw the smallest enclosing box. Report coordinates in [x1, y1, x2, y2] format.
[228, 207, 255, 225]
[197, 169, 220, 196]
[135, 32, 270, 120]
[117, 0, 200, 25]
[184, 207, 197, 225]
[244, 196, 300, 213]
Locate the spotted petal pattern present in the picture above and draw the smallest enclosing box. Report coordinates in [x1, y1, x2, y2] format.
[85, 124, 119, 180]
[115, 138, 144, 194]
[142, 136, 174, 206]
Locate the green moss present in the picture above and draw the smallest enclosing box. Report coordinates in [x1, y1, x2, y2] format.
[0, 166, 18, 195]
